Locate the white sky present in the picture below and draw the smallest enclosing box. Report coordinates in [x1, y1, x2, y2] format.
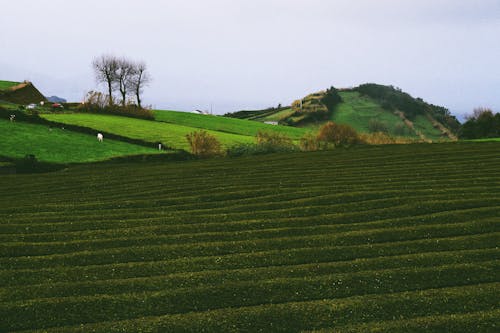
[1, 0, 499, 117]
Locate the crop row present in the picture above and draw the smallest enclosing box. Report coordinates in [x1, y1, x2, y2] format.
[1, 231, 497, 287]
[1, 262, 497, 331]
[1, 210, 498, 258]
[2, 247, 497, 302]
[1, 218, 497, 270]
[17, 283, 498, 333]
[2, 180, 498, 224]
[1, 142, 499, 331]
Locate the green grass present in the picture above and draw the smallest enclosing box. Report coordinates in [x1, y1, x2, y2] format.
[467, 137, 500, 142]
[0, 119, 161, 163]
[0, 80, 20, 91]
[43, 113, 308, 150]
[0, 142, 499, 331]
[328, 91, 413, 135]
[260, 108, 295, 121]
[154, 109, 308, 139]
[413, 115, 445, 141]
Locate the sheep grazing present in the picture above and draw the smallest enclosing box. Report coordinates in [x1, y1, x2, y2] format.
[97, 133, 103, 142]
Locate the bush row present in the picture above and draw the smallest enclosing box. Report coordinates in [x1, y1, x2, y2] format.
[1, 262, 497, 331]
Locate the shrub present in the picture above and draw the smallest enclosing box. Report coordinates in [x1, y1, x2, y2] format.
[186, 130, 223, 158]
[78, 91, 155, 120]
[316, 122, 359, 147]
[227, 132, 297, 156]
[256, 131, 294, 148]
[299, 133, 321, 151]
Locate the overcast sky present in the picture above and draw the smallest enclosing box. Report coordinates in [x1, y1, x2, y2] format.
[1, 0, 499, 117]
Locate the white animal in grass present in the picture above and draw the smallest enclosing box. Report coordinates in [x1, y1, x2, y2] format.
[97, 133, 103, 142]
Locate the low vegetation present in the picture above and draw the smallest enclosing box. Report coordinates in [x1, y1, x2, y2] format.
[186, 130, 223, 157]
[317, 121, 360, 147]
[0, 142, 498, 331]
[79, 91, 155, 120]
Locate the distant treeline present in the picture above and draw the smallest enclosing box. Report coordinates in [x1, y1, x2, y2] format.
[459, 108, 500, 139]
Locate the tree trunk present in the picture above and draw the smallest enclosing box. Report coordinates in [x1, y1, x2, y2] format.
[107, 80, 113, 106]
[136, 87, 141, 109]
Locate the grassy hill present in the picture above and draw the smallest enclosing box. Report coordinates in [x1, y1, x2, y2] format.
[0, 81, 46, 105]
[154, 110, 307, 139]
[0, 142, 498, 331]
[225, 84, 459, 142]
[42, 113, 257, 150]
[0, 119, 161, 163]
[41, 112, 312, 151]
[0, 80, 20, 91]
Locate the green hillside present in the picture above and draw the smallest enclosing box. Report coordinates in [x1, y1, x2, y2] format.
[225, 84, 459, 142]
[0, 80, 20, 91]
[154, 110, 307, 139]
[42, 113, 256, 150]
[0, 119, 161, 163]
[0, 142, 499, 332]
[0, 81, 47, 105]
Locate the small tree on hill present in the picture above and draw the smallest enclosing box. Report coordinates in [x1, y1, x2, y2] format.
[186, 130, 223, 157]
[316, 121, 359, 147]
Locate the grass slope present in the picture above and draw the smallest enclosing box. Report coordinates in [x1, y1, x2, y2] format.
[0, 142, 499, 332]
[329, 91, 410, 134]
[227, 90, 450, 141]
[0, 80, 20, 91]
[154, 110, 308, 139]
[0, 119, 160, 163]
[42, 113, 293, 150]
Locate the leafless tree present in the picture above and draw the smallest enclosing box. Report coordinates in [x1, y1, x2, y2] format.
[92, 55, 119, 106]
[130, 61, 151, 109]
[116, 58, 135, 106]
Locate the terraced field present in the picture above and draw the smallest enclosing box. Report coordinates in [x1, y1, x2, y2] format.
[0, 142, 499, 332]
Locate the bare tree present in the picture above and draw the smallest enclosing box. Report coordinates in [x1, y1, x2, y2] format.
[130, 61, 151, 109]
[92, 55, 119, 106]
[116, 58, 135, 106]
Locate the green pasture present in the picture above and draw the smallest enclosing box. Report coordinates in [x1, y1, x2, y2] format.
[467, 137, 500, 142]
[0, 80, 20, 91]
[328, 91, 411, 134]
[0, 142, 499, 331]
[154, 110, 307, 139]
[42, 113, 256, 150]
[413, 115, 444, 141]
[0, 119, 160, 163]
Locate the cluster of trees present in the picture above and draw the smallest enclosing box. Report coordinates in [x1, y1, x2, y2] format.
[320, 86, 342, 112]
[92, 55, 151, 109]
[459, 108, 500, 139]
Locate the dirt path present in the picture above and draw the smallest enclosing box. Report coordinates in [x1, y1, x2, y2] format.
[426, 114, 458, 141]
[394, 110, 431, 142]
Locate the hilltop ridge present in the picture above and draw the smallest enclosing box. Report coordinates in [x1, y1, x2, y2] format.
[225, 83, 460, 141]
[0, 80, 46, 105]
